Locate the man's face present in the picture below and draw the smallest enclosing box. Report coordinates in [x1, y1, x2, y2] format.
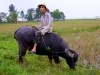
[40, 5, 46, 13]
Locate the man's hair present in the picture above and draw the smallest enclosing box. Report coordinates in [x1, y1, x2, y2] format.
[39, 5, 47, 10]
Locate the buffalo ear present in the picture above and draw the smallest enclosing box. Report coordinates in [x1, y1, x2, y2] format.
[65, 49, 74, 58]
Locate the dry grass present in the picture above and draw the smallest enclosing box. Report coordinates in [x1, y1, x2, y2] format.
[63, 30, 100, 67]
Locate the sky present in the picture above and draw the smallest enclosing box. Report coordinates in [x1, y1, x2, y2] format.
[0, 0, 100, 19]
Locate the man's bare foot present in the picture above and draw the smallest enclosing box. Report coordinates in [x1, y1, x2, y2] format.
[32, 25, 36, 28]
[28, 49, 36, 54]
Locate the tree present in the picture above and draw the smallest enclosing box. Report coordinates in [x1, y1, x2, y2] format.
[47, 9, 50, 13]
[51, 9, 65, 20]
[20, 10, 24, 20]
[54, 9, 60, 20]
[25, 8, 35, 21]
[0, 14, 2, 22]
[0, 12, 7, 22]
[0, 18, 2, 22]
[7, 10, 19, 23]
[7, 4, 19, 23]
[9, 4, 15, 12]
[11, 10, 18, 23]
[60, 12, 65, 20]
[34, 8, 41, 20]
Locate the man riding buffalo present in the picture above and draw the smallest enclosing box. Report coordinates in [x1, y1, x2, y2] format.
[28, 3, 53, 54]
[14, 3, 80, 70]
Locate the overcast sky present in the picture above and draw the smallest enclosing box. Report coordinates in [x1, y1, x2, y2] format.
[0, 0, 100, 19]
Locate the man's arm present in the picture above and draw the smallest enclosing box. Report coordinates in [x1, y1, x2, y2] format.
[32, 18, 42, 29]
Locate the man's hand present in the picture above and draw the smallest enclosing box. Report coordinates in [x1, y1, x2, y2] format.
[41, 31, 43, 35]
[32, 25, 36, 28]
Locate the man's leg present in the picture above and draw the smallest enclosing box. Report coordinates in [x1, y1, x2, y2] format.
[32, 43, 37, 52]
[28, 31, 41, 54]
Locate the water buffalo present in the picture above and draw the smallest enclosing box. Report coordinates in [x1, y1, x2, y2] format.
[14, 26, 80, 70]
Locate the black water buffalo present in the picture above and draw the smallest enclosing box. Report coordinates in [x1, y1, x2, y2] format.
[14, 26, 80, 70]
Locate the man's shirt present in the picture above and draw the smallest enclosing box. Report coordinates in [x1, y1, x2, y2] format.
[37, 12, 53, 35]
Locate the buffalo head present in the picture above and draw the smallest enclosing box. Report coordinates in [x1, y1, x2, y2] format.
[65, 46, 81, 70]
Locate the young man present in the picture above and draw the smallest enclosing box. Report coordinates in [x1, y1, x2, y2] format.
[28, 3, 53, 54]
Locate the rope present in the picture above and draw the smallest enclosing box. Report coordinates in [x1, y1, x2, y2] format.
[41, 35, 65, 53]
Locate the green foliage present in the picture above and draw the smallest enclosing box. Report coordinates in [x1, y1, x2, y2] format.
[7, 11, 18, 23]
[9, 4, 15, 12]
[53, 26, 100, 35]
[6, 4, 19, 23]
[0, 17, 2, 22]
[0, 4, 66, 23]
[0, 12, 7, 22]
[20, 10, 24, 20]
[34, 8, 42, 20]
[51, 9, 65, 20]
[25, 8, 35, 21]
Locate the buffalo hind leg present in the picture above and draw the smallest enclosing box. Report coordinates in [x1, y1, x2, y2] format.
[53, 55, 61, 70]
[18, 42, 27, 65]
[19, 49, 27, 65]
[48, 55, 53, 66]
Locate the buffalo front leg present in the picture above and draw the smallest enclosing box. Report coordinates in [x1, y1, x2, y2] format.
[53, 55, 61, 70]
[48, 55, 53, 66]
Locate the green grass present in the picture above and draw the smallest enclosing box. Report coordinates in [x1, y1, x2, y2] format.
[53, 25, 100, 35]
[0, 20, 100, 75]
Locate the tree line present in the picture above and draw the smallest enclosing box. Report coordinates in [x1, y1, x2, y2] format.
[0, 4, 65, 23]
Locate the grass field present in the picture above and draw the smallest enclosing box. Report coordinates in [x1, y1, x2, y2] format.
[0, 20, 100, 75]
